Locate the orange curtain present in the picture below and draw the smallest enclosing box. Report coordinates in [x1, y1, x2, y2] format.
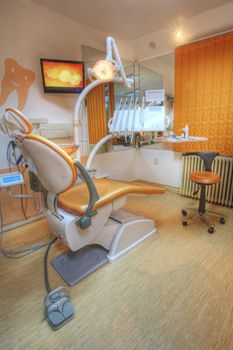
[174, 31, 233, 157]
[86, 82, 115, 144]
[108, 82, 115, 118]
[86, 83, 106, 144]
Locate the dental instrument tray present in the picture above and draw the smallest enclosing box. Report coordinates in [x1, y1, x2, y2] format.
[109, 97, 165, 134]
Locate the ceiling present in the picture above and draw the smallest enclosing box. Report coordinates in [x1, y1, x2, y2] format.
[32, 0, 232, 41]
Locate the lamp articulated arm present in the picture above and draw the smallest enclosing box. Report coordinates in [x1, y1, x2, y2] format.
[105, 37, 131, 88]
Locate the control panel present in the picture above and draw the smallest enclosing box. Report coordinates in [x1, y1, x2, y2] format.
[0, 172, 24, 188]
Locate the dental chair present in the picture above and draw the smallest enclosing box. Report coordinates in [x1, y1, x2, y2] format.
[3, 108, 165, 282]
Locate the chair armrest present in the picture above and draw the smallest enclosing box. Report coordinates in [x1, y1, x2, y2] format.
[74, 161, 100, 229]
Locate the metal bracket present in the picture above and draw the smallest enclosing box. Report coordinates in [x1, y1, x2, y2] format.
[7, 188, 33, 199]
[47, 193, 63, 221]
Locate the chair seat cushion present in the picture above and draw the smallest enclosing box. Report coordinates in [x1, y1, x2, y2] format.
[190, 171, 220, 185]
[58, 178, 164, 216]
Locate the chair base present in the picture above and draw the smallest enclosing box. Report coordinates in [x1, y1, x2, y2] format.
[50, 208, 157, 285]
[182, 207, 225, 233]
[48, 205, 157, 258]
[51, 245, 109, 286]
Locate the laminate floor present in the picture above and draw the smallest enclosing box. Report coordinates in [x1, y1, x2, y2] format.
[0, 192, 232, 350]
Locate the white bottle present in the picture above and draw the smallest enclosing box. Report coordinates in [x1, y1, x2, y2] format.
[183, 124, 189, 138]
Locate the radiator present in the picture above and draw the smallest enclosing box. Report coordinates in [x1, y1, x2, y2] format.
[180, 155, 233, 208]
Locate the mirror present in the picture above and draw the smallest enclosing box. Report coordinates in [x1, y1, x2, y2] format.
[139, 53, 174, 149]
[139, 64, 164, 97]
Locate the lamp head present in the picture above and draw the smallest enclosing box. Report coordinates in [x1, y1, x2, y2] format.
[92, 59, 116, 81]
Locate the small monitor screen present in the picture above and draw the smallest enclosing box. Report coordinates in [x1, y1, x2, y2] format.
[40, 59, 85, 93]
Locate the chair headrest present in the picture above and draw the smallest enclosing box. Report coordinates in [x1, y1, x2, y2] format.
[3, 108, 33, 138]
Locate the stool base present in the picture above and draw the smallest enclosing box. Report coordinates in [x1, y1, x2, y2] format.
[182, 208, 225, 234]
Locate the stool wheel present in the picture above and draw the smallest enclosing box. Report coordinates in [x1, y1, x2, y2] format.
[220, 217, 225, 224]
[182, 221, 187, 226]
[208, 226, 215, 234]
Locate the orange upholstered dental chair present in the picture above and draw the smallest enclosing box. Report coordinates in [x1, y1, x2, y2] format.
[2, 108, 164, 278]
[2, 107, 165, 329]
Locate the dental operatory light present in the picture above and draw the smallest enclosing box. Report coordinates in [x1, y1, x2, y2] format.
[92, 59, 116, 81]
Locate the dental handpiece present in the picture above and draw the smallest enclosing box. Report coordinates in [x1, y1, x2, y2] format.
[131, 97, 139, 142]
[119, 98, 128, 135]
[140, 96, 145, 129]
[125, 97, 134, 140]
[111, 98, 124, 134]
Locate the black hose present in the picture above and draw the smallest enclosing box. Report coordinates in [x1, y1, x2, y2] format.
[44, 237, 57, 293]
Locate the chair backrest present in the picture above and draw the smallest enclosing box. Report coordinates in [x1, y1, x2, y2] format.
[183, 152, 219, 171]
[3, 108, 77, 194]
[22, 134, 77, 194]
[3, 108, 33, 138]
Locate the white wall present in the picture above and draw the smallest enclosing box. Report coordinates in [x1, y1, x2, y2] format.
[136, 149, 183, 188]
[92, 148, 183, 188]
[92, 149, 139, 182]
[0, 0, 133, 169]
[0, 0, 100, 123]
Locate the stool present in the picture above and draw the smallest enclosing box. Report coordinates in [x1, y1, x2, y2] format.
[182, 152, 225, 234]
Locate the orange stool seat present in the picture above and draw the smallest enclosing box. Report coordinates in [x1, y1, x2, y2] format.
[190, 171, 220, 185]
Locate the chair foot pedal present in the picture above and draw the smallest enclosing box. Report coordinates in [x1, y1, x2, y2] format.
[44, 287, 75, 330]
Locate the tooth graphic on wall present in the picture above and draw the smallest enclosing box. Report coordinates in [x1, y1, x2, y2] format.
[0, 58, 35, 110]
